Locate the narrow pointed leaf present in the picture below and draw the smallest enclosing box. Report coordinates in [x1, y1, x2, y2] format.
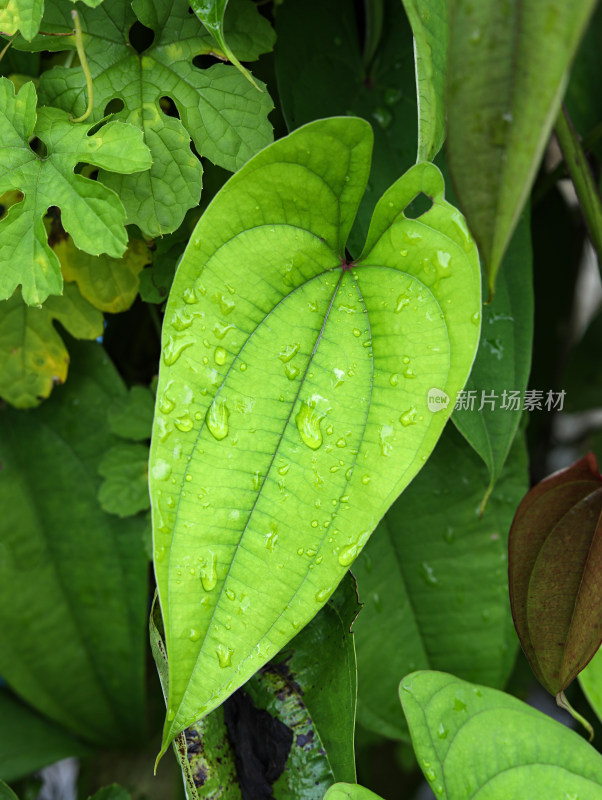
[0, 341, 149, 744]
[401, 0, 448, 161]
[400, 671, 602, 800]
[509, 453, 602, 696]
[452, 212, 533, 496]
[150, 116, 481, 752]
[447, 0, 597, 296]
[353, 426, 526, 740]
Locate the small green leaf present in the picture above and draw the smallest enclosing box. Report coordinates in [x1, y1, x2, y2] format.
[0, 0, 43, 40]
[98, 442, 150, 517]
[108, 385, 154, 441]
[57, 236, 151, 314]
[0, 78, 152, 305]
[32, 0, 274, 237]
[509, 452, 602, 699]
[150, 117, 481, 752]
[0, 341, 149, 744]
[447, 0, 597, 296]
[0, 781, 19, 800]
[353, 426, 527, 740]
[400, 671, 602, 799]
[401, 0, 448, 161]
[0, 689, 91, 783]
[0, 285, 103, 408]
[452, 211, 533, 499]
[323, 785, 384, 800]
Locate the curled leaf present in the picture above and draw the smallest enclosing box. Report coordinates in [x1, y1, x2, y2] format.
[509, 453, 602, 704]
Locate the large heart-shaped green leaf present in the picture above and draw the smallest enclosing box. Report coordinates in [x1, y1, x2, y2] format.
[400, 671, 602, 799]
[149, 116, 481, 753]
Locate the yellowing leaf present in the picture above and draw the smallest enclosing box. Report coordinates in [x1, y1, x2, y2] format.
[0, 0, 43, 40]
[0, 285, 103, 408]
[57, 236, 151, 314]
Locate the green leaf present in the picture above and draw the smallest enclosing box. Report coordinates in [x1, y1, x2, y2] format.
[87, 788, 132, 800]
[447, 0, 597, 297]
[452, 211, 533, 500]
[149, 117, 481, 753]
[565, 2, 602, 161]
[274, 0, 417, 254]
[57, 236, 151, 314]
[33, 0, 274, 237]
[98, 443, 150, 517]
[0, 284, 103, 408]
[108, 385, 154, 441]
[324, 785, 384, 800]
[352, 425, 527, 740]
[0, 0, 43, 40]
[400, 671, 602, 799]
[563, 307, 602, 412]
[189, 0, 265, 90]
[0, 78, 151, 305]
[0, 341, 149, 744]
[0, 689, 91, 783]
[0, 781, 19, 800]
[401, 0, 447, 161]
[508, 453, 602, 699]
[580, 645, 602, 725]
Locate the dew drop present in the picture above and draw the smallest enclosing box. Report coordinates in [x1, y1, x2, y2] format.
[285, 363, 299, 380]
[338, 543, 358, 567]
[183, 287, 197, 304]
[171, 308, 193, 331]
[421, 562, 438, 586]
[279, 343, 300, 363]
[253, 471, 261, 490]
[206, 397, 229, 440]
[404, 367, 417, 379]
[175, 413, 193, 432]
[214, 321, 234, 339]
[362, 475, 371, 485]
[163, 335, 194, 365]
[395, 293, 410, 313]
[295, 396, 327, 450]
[214, 346, 227, 366]
[189, 628, 200, 642]
[216, 644, 233, 668]
[226, 588, 236, 601]
[200, 551, 217, 592]
[265, 524, 279, 551]
[437, 722, 448, 739]
[471, 310, 481, 325]
[400, 407, 418, 427]
[378, 424, 394, 457]
[390, 373, 399, 387]
[315, 587, 332, 603]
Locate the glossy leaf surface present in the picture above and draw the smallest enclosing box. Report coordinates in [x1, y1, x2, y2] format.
[0, 689, 90, 782]
[509, 453, 602, 696]
[580, 645, 602, 725]
[401, 0, 447, 161]
[32, 0, 274, 237]
[0, 285, 103, 408]
[400, 671, 602, 799]
[353, 426, 526, 740]
[0, 78, 151, 305]
[452, 212, 533, 496]
[150, 117, 481, 751]
[0, 341, 149, 744]
[447, 0, 597, 295]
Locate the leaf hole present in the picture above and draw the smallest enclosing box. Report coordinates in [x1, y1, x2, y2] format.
[28, 136, 47, 158]
[403, 192, 433, 219]
[129, 21, 155, 53]
[0, 190, 24, 220]
[159, 96, 180, 119]
[103, 97, 125, 116]
[193, 53, 223, 70]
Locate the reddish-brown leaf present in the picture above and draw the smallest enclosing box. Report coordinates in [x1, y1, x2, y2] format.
[509, 453, 602, 695]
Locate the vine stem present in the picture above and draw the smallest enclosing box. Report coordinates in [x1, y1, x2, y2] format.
[70, 10, 94, 124]
[556, 690, 594, 741]
[0, 32, 18, 64]
[554, 104, 602, 273]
